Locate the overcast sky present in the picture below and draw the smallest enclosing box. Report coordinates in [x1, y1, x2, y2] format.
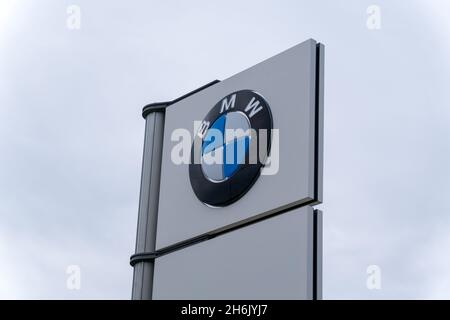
[1, 0, 450, 299]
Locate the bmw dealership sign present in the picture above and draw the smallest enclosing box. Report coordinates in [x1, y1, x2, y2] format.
[131, 39, 324, 300]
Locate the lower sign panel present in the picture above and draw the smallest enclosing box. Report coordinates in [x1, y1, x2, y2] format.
[152, 206, 320, 300]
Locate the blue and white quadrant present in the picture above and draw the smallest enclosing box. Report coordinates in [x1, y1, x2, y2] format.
[201, 112, 251, 182]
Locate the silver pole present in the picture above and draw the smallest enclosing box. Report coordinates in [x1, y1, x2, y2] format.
[131, 104, 166, 300]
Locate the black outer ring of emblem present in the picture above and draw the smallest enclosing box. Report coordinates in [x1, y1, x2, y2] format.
[189, 90, 273, 207]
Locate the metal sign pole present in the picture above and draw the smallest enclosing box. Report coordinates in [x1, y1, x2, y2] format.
[130, 81, 220, 300]
[131, 104, 166, 300]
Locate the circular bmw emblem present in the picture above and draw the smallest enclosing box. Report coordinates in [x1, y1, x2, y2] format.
[189, 90, 273, 207]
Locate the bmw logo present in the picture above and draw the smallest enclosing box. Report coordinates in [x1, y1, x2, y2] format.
[189, 90, 273, 207]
